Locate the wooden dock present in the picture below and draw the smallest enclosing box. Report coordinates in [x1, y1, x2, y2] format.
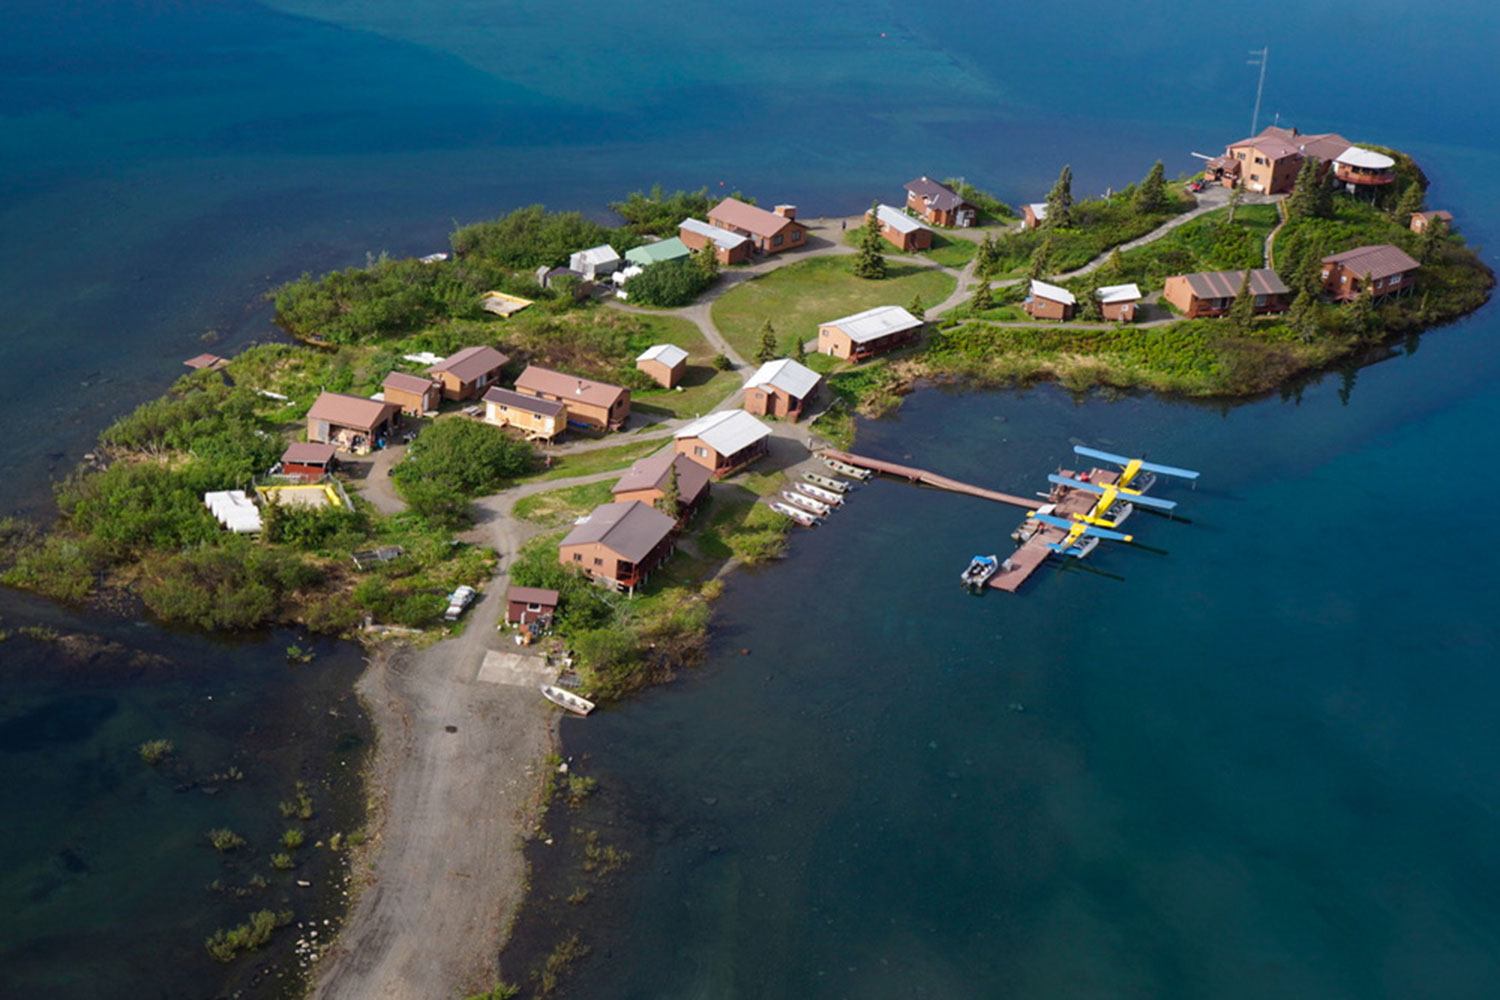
[817, 449, 1037, 509]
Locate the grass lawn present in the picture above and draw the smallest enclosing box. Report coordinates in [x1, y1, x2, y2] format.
[712, 256, 955, 360]
[922, 233, 977, 268]
[512, 481, 616, 526]
[520, 436, 668, 484]
[634, 367, 741, 419]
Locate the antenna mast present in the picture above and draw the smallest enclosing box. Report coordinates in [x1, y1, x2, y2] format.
[1247, 47, 1269, 135]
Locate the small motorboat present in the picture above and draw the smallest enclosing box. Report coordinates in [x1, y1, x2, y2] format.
[960, 554, 999, 590]
[796, 482, 844, 505]
[782, 491, 830, 516]
[770, 501, 820, 527]
[803, 472, 852, 493]
[821, 457, 872, 480]
[540, 684, 595, 716]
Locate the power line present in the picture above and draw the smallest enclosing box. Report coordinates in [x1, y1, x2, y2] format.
[1247, 47, 1269, 135]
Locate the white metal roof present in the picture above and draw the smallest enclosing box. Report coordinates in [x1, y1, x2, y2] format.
[636, 343, 688, 367]
[1334, 146, 1395, 170]
[205, 490, 263, 533]
[874, 204, 929, 235]
[679, 217, 750, 250]
[821, 305, 922, 344]
[571, 244, 620, 266]
[1095, 282, 1142, 304]
[745, 358, 821, 398]
[674, 409, 770, 455]
[1029, 279, 1076, 305]
[1027, 202, 1049, 220]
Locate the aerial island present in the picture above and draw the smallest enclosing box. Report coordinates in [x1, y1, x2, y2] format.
[0, 124, 1492, 995]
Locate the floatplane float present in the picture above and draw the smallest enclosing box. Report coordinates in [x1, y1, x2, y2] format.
[1028, 511, 1133, 558]
[769, 501, 821, 527]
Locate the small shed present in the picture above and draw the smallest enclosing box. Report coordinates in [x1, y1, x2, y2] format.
[382, 371, 443, 415]
[1095, 283, 1142, 323]
[569, 245, 622, 281]
[635, 344, 689, 388]
[506, 585, 559, 627]
[1411, 210, 1454, 234]
[280, 441, 338, 480]
[1024, 279, 1076, 321]
[624, 238, 692, 268]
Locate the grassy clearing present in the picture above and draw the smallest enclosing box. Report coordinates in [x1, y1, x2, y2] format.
[632, 367, 742, 418]
[922, 233, 978, 268]
[513, 482, 617, 527]
[521, 437, 669, 484]
[712, 256, 955, 359]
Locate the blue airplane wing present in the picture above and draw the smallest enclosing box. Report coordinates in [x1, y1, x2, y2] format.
[1030, 512, 1075, 529]
[1048, 473, 1108, 495]
[1083, 524, 1133, 542]
[1137, 460, 1201, 481]
[1120, 492, 1178, 511]
[1073, 444, 1131, 466]
[1075, 445, 1201, 481]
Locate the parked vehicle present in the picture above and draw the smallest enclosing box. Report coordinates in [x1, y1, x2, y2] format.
[444, 585, 477, 621]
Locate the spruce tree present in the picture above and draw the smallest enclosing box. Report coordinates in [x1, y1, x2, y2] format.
[1042, 165, 1073, 229]
[852, 202, 888, 279]
[975, 234, 999, 277]
[1080, 271, 1103, 321]
[1286, 287, 1318, 342]
[1393, 183, 1426, 226]
[1417, 217, 1446, 263]
[792, 335, 807, 362]
[1310, 161, 1334, 218]
[1227, 185, 1243, 224]
[1347, 274, 1379, 338]
[1026, 236, 1053, 287]
[655, 462, 681, 518]
[907, 293, 925, 322]
[970, 281, 994, 312]
[1134, 160, 1168, 214]
[693, 244, 720, 281]
[755, 320, 778, 363]
[1226, 269, 1257, 333]
[1105, 248, 1125, 281]
[1285, 157, 1322, 220]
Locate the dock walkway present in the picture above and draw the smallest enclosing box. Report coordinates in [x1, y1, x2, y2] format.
[818, 449, 1036, 509]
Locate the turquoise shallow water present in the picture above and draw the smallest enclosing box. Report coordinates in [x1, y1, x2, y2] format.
[3, 0, 1499, 995]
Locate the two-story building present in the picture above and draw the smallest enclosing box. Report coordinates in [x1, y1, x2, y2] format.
[611, 448, 712, 522]
[513, 365, 631, 431]
[1320, 245, 1420, 302]
[558, 500, 677, 594]
[903, 176, 976, 227]
[426, 346, 510, 401]
[1213, 126, 1353, 195]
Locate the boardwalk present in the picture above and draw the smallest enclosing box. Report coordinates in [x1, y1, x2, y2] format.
[818, 448, 1037, 509]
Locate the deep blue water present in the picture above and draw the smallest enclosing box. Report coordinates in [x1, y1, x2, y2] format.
[3, 0, 1499, 995]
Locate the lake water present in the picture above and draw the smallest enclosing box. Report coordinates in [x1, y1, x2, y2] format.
[3, 0, 1498, 995]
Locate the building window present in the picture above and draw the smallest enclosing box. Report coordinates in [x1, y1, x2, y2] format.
[791, 230, 801, 242]
[1388, 272, 1402, 283]
[593, 557, 603, 567]
[572, 553, 581, 562]
[773, 235, 784, 247]
[694, 446, 708, 458]
[1254, 294, 1267, 306]
[1250, 173, 1261, 182]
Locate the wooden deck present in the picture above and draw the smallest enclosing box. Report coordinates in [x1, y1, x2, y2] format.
[818, 449, 1036, 509]
[989, 468, 1123, 593]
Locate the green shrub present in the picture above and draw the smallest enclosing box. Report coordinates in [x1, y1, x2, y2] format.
[138, 739, 174, 766]
[623, 257, 716, 307]
[270, 853, 295, 871]
[281, 828, 305, 850]
[393, 419, 535, 529]
[207, 828, 246, 852]
[451, 205, 621, 270]
[204, 909, 293, 963]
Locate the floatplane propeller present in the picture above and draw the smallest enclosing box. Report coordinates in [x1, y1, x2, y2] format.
[1028, 511, 1133, 557]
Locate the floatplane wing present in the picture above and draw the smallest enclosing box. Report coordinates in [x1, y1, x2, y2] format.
[1072, 445, 1201, 481]
[1029, 511, 1133, 542]
[1047, 473, 1177, 511]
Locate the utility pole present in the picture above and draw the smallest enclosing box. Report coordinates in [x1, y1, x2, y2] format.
[1247, 47, 1269, 135]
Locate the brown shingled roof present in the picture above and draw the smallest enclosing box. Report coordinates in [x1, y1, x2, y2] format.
[1321, 244, 1420, 281]
[709, 198, 798, 239]
[1177, 268, 1289, 299]
[483, 386, 566, 418]
[506, 585, 559, 607]
[904, 176, 967, 211]
[514, 365, 628, 410]
[281, 441, 337, 465]
[307, 391, 399, 431]
[383, 371, 438, 395]
[612, 448, 711, 503]
[559, 501, 676, 563]
[427, 345, 509, 384]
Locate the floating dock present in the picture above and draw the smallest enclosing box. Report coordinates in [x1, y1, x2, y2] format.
[817, 449, 1036, 509]
[988, 468, 1119, 592]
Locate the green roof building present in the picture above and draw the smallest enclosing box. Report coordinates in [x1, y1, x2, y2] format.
[624, 237, 692, 267]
